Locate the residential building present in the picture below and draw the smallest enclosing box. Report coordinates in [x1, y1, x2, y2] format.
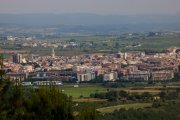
[13, 54, 22, 63]
[103, 71, 118, 82]
[77, 71, 95, 82]
[151, 70, 174, 81]
[6, 72, 28, 82]
[126, 71, 150, 81]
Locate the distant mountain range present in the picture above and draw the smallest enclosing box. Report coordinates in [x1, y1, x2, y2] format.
[0, 13, 180, 26]
[0, 14, 180, 34]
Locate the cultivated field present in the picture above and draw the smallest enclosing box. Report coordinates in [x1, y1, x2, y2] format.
[60, 84, 173, 99]
[61, 85, 108, 98]
[1, 35, 180, 56]
[96, 103, 152, 113]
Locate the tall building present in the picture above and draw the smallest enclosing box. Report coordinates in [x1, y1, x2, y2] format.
[77, 71, 95, 82]
[52, 47, 55, 58]
[13, 54, 22, 63]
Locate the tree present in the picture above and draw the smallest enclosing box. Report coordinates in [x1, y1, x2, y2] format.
[159, 92, 166, 101]
[79, 104, 98, 120]
[0, 81, 75, 120]
[141, 92, 152, 101]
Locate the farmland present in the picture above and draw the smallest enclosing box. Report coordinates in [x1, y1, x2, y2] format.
[59, 82, 180, 99]
[1, 34, 180, 56]
[96, 103, 152, 113]
[61, 85, 108, 98]
[59, 82, 180, 116]
[32, 35, 180, 56]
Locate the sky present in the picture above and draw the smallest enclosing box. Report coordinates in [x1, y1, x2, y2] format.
[0, 0, 180, 15]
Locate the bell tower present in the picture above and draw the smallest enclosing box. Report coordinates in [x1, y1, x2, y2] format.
[52, 47, 55, 58]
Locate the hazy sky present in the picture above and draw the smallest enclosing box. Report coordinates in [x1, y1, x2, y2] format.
[1, 0, 180, 15]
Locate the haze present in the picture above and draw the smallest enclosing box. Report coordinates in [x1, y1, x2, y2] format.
[0, 0, 180, 15]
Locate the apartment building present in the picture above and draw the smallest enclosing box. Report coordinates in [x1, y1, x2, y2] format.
[126, 71, 150, 81]
[77, 71, 95, 82]
[103, 71, 118, 82]
[151, 70, 174, 81]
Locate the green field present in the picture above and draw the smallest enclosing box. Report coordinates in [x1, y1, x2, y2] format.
[96, 103, 152, 113]
[61, 85, 108, 98]
[60, 84, 132, 98]
[59, 82, 180, 99]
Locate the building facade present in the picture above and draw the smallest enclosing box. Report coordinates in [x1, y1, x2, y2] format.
[13, 54, 22, 63]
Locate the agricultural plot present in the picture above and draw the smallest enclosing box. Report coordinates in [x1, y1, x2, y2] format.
[60, 83, 180, 99]
[1, 35, 180, 56]
[96, 103, 152, 113]
[61, 85, 108, 98]
[61, 84, 134, 98]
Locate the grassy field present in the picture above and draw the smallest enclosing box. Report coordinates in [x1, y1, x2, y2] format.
[61, 85, 108, 98]
[60, 84, 134, 98]
[96, 103, 152, 113]
[60, 83, 179, 98]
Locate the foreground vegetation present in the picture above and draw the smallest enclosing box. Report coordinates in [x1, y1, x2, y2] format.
[1, 79, 180, 120]
[0, 80, 100, 120]
[0, 81, 74, 120]
[97, 103, 152, 113]
[99, 103, 180, 120]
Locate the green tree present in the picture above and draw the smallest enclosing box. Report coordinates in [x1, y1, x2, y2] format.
[79, 104, 98, 120]
[0, 82, 74, 120]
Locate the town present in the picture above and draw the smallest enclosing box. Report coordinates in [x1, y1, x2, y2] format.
[1, 1, 180, 119]
[1, 45, 180, 85]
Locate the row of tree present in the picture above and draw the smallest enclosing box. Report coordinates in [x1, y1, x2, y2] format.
[90, 90, 179, 102]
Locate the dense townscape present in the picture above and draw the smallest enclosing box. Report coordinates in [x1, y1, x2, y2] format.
[2, 46, 180, 85]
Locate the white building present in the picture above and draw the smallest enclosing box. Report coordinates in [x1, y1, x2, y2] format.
[77, 71, 95, 82]
[73, 65, 91, 72]
[103, 72, 118, 82]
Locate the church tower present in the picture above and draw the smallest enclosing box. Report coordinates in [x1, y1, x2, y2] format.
[52, 47, 55, 58]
